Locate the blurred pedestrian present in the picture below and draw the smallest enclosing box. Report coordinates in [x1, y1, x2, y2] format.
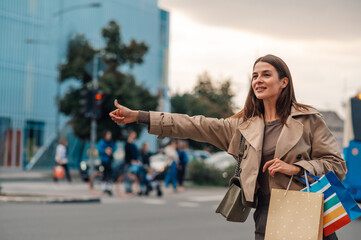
[140, 142, 153, 168]
[177, 140, 189, 190]
[145, 167, 163, 197]
[139, 142, 157, 195]
[164, 139, 178, 192]
[97, 130, 116, 196]
[124, 131, 139, 166]
[54, 138, 72, 182]
[124, 131, 146, 194]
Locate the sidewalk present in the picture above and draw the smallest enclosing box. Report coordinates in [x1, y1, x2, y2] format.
[0, 168, 75, 182]
[0, 169, 100, 203]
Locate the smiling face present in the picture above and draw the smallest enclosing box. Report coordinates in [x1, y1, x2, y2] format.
[252, 61, 288, 104]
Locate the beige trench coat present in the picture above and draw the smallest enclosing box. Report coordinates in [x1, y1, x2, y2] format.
[147, 106, 347, 202]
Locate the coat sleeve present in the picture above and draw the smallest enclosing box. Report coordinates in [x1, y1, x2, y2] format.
[148, 111, 238, 152]
[294, 114, 347, 181]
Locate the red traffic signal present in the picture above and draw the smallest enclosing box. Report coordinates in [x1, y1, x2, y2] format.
[95, 93, 103, 100]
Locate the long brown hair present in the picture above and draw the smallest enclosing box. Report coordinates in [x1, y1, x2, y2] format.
[231, 54, 309, 124]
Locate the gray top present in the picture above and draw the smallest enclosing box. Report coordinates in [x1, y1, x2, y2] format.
[257, 119, 283, 196]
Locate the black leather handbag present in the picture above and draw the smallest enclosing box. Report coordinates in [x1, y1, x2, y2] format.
[215, 135, 257, 222]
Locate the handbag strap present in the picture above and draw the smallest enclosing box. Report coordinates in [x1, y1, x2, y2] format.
[234, 135, 246, 177]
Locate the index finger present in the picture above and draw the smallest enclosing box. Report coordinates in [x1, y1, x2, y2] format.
[109, 109, 118, 116]
[263, 159, 276, 172]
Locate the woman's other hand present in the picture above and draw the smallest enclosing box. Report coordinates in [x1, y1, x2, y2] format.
[262, 158, 301, 177]
[109, 99, 139, 125]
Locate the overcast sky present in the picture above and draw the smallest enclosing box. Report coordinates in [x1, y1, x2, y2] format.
[158, 0, 361, 117]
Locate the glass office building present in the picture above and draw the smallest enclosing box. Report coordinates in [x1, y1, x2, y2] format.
[0, 0, 169, 169]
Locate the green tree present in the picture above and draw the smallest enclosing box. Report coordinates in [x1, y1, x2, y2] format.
[59, 20, 158, 142]
[171, 72, 235, 150]
[171, 72, 234, 118]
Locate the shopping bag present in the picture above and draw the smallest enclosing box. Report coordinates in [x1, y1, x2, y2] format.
[53, 165, 64, 179]
[265, 174, 324, 240]
[300, 171, 361, 236]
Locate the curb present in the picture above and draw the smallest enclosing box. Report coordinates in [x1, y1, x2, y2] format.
[0, 193, 101, 204]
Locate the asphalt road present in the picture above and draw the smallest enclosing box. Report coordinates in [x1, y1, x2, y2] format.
[1, 187, 361, 240]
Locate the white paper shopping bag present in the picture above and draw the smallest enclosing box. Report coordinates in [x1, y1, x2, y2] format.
[265, 173, 324, 240]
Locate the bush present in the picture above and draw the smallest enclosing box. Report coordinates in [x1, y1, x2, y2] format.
[223, 163, 238, 183]
[187, 160, 237, 186]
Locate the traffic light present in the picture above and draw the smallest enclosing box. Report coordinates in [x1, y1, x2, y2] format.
[94, 90, 103, 119]
[79, 88, 94, 118]
[79, 88, 103, 119]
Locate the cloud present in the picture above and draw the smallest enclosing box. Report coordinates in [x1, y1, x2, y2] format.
[159, 0, 361, 41]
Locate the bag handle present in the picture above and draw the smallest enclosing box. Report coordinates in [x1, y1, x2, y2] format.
[234, 135, 246, 177]
[298, 171, 320, 184]
[304, 169, 310, 198]
[284, 169, 311, 198]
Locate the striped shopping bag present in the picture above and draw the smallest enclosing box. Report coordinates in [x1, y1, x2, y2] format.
[301, 171, 361, 236]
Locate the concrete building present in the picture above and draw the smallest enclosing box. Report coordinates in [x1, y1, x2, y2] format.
[0, 0, 169, 169]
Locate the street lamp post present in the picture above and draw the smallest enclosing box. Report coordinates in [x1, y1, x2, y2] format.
[54, 1, 101, 141]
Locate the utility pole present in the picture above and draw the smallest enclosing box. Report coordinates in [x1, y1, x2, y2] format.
[84, 49, 107, 173]
[89, 53, 99, 174]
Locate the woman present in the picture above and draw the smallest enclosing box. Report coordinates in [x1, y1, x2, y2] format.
[177, 140, 189, 190]
[109, 54, 346, 239]
[54, 138, 72, 183]
[163, 139, 179, 191]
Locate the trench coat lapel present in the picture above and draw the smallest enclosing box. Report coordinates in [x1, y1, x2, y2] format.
[238, 117, 265, 152]
[237, 107, 317, 160]
[274, 115, 304, 160]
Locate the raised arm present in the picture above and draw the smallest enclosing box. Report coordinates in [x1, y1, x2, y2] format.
[109, 100, 239, 152]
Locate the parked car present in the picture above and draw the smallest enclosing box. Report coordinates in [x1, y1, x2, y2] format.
[187, 150, 211, 162]
[204, 151, 236, 170]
